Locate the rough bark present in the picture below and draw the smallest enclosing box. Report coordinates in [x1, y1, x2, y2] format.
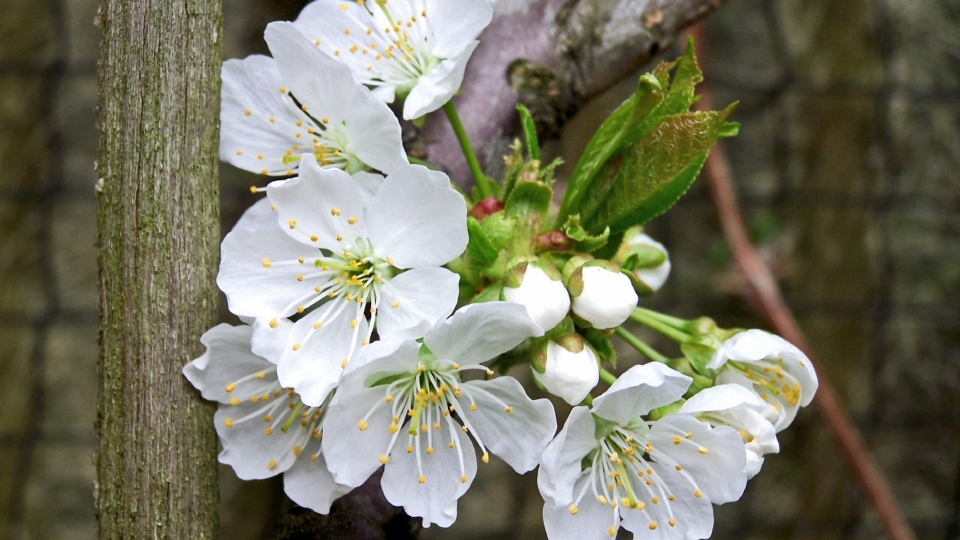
[419, 0, 725, 185]
[95, 0, 223, 538]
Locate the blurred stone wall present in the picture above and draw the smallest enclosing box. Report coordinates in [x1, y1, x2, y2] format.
[1, 0, 958, 539]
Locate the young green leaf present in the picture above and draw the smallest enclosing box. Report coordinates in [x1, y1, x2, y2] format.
[563, 214, 611, 253]
[466, 217, 499, 267]
[516, 103, 540, 161]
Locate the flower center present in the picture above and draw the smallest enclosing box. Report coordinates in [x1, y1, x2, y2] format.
[728, 359, 801, 410]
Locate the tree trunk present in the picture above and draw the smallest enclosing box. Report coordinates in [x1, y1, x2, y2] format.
[95, 0, 223, 538]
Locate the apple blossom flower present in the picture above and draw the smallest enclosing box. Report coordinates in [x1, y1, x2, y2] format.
[218, 154, 467, 406]
[619, 230, 671, 296]
[322, 302, 555, 527]
[532, 334, 599, 405]
[502, 260, 570, 332]
[679, 384, 779, 479]
[568, 260, 639, 330]
[706, 329, 819, 432]
[293, 0, 493, 119]
[538, 362, 747, 540]
[220, 21, 407, 177]
[183, 324, 351, 513]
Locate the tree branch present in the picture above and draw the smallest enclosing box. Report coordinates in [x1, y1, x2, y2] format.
[95, 0, 222, 537]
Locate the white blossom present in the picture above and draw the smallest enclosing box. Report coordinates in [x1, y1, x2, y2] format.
[220, 21, 407, 177]
[679, 384, 779, 479]
[218, 155, 467, 406]
[293, 0, 493, 120]
[707, 329, 818, 432]
[569, 261, 638, 330]
[538, 362, 747, 540]
[533, 335, 599, 406]
[623, 231, 671, 295]
[322, 302, 555, 527]
[502, 260, 570, 332]
[183, 324, 351, 513]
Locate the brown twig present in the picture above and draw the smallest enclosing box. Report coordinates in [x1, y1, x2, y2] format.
[689, 24, 916, 540]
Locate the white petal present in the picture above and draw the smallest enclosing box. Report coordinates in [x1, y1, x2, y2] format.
[266, 155, 367, 250]
[351, 171, 384, 203]
[381, 425, 477, 528]
[678, 384, 768, 415]
[537, 407, 598, 506]
[570, 266, 638, 329]
[402, 41, 478, 120]
[377, 268, 459, 341]
[184, 324, 274, 403]
[627, 234, 671, 293]
[340, 340, 423, 397]
[220, 55, 310, 175]
[542, 471, 618, 540]
[591, 363, 691, 425]
[250, 317, 294, 365]
[534, 341, 599, 405]
[647, 414, 747, 505]
[366, 164, 468, 268]
[292, 2, 378, 86]
[276, 304, 368, 407]
[458, 377, 556, 473]
[343, 98, 409, 175]
[214, 397, 308, 480]
[425, 0, 492, 58]
[283, 440, 352, 514]
[708, 330, 818, 406]
[423, 302, 543, 365]
[503, 264, 571, 332]
[218, 199, 316, 318]
[372, 84, 396, 103]
[619, 461, 714, 540]
[322, 384, 397, 488]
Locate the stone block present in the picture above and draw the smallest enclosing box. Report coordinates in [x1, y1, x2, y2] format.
[50, 199, 98, 313]
[41, 324, 98, 435]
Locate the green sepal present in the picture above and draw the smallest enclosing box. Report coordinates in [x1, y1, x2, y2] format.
[593, 413, 620, 440]
[620, 245, 667, 271]
[516, 103, 540, 161]
[505, 180, 551, 220]
[471, 284, 503, 304]
[563, 214, 611, 253]
[651, 399, 685, 420]
[584, 328, 616, 369]
[680, 342, 715, 376]
[466, 217, 499, 267]
[479, 211, 515, 252]
[718, 122, 740, 139]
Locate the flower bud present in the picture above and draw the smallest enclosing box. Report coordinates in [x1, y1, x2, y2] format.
[502, 261, 570, 331]
[567, 260, 638, 329]
[618, 231, 671, 295]
[532, 334, 599, 405]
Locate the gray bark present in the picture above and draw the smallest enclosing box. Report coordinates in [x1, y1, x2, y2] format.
[95, 0, 223, 537]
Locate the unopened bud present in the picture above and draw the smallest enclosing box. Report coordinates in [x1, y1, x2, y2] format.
[617, 231, 671, 295]
[568, 260, 638, 329]
[532, 335, 599, 405]
[502, 261, 570, 331]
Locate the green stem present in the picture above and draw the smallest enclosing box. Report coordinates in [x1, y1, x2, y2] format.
[581, 394, 594, 407]
[613, 327, 672, 364]
[629, 309, 694, 343]
[599, 367, 617, 386]
[442, 100, 493, 198]
[632, 307, 691, 331]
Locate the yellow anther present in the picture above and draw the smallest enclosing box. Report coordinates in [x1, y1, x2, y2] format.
[301, 105, 308, 111]
[350, 45, 358, 53]
[697, 446, 708, 454]
[262, 258, 272, 268]
[418, 475, 426, 484]
[420, 424, 427, 432]
[669, 518, 676, 527]
[341, 358, 348, 369]
[685, 432, 693, 438]
[297, 306, 305, 314]
[288, 219, 297, 229]
[448, 442, 455, 449]
[244, 109, 252, 116]
[336, 235, 343, 241]
[621, 497, 630, 508]
[358, 419, 368, 431]
[694, 489, 702, 499]
[608, 526, 616, 537]
[460, 475, 468, 483]
[236, 150, 243, 156]
[310, 453, 318, 462]
[223, 418, 234, 428]
[504, 406, 513, 413]
[385, 395, 394, 403]
[225, 383, 236, 393]
[669, 494, 676, 501]
[269, 117, 275, 123]
[598, 495, 607, 505]
[426, 447, 433, 454]
[350, 319, 359, 328]
[251, 396, 258, 403]
[568, 504, 578, 515]
[482, 452, 489, 463]
[348, 216, 358, 224]
[406, 445, 413, 453]
[672, 436, 682, 445]
[470, 403, 477, 411]
[330, 207, 341, 216]
[486, 370, 494, 376]
[315, 39, 321, 46]
[389, 424, 399, 434]
[265, 428, 273, 436]
[268, 459, 277, 470]
[257, 154, 263, 160]
[229, 397, 240, 406]
[269, 318, 279, 329]
[312, 321, 323, 330]
[649, 521, 658, 531]
[344, 28, 350, 35]
[379, 454, 390, 464]
[652, 496, 659, 504]
[292, 343, 302, 351]
[261, 168, 268, 175]
[310, 234, 318, 242]
[279, 86, 286, 93]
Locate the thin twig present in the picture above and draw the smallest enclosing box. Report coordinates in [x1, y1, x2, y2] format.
[689, 24, 916, 540]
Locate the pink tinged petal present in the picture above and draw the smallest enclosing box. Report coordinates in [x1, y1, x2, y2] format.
[423, 302, 543, 365]
[646, 414, 747, 505]
[184, 324, 276, 404]
[618, 461, 714, 540]
[542, 470, 617, 540]
[220, 55, 309, 175]
[401, 41, 479, 120]
[322, 384, 397, 488]
[377, 268, 459, 341]
[458, 377, 557, 474]
[591, 363, 692, 425]
[283, 439, 352, 514]
[214, 398, 305, 480]
[266, 155, 367, 250]
[538, 406, 598, 507]
[381, 425, 477, 528]
[424, 0, 492, 58]
[217, 199, 317, 318]
[276, 306, 368, 407]
[366, 164, 468, 268]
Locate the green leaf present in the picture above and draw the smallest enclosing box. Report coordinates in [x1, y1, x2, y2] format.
[563, 214, 611, 253]
[466, 217, 498, 266]
[581, 104, 737, 233]
[584, 328, 616, 368]
[680, 342, 715, 376]
[505, 181, 551, 220]
[538, 157, 563, 185]
[516, 103, 540, 161]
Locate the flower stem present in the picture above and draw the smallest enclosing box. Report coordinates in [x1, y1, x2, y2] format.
[442, 100, 494, 198]
[629, 308, 694, 343]
[633, 307, 691, 330]
[581, 394, 594, 407]
[599, 367, 617, 386]
[613, 327, 672, 364]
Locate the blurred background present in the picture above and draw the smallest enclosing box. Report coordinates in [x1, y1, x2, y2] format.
[1, 0, 959, 538]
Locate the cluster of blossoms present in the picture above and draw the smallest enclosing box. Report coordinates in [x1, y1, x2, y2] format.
[185, 1, 820, 537]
